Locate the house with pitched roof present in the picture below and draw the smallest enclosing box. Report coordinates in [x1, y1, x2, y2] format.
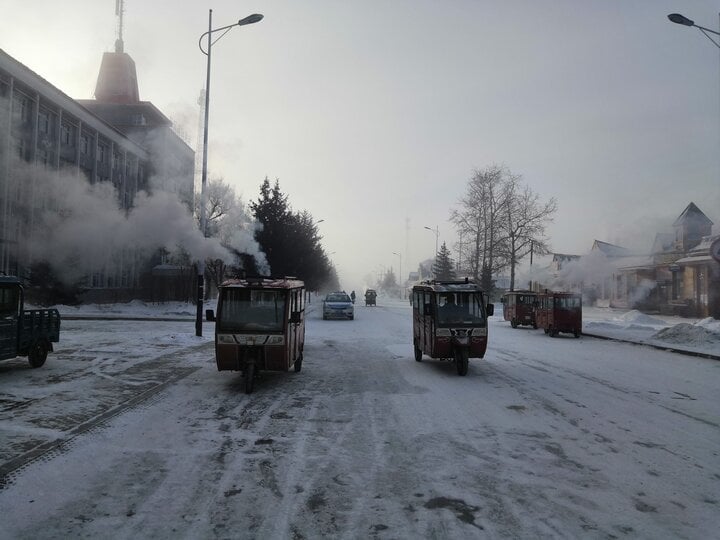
[536, 203, 718, 318]
[616, 203, 718, 317]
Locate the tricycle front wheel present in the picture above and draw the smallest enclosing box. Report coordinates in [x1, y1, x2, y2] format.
[454, 347, 469, 376]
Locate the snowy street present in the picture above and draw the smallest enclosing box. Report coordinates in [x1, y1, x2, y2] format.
[0, 299, 718, 539]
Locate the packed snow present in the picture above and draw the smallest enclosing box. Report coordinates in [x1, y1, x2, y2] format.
[1, 294, 716, 538]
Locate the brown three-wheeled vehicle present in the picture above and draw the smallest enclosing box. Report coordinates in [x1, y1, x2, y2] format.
[534, 291, 582, 338]
[411, 279, 494, 376]
[209, 277, 306, 394]
[501, 290, 538, 329]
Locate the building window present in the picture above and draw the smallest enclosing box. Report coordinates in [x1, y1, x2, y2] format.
[80, 134, 90, 155]
[61, 123, 76, 146]
[38, 109, 50, 133]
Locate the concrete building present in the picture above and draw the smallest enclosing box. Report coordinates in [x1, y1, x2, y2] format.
[0, 40, 194, 301]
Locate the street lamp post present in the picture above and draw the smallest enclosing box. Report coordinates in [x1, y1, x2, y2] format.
[195, 10, 263, 337]
[668, 13, 720, 48]
[424, 225, 439, 276]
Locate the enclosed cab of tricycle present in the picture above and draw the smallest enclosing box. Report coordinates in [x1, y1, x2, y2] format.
[411, 279, 494, 376]
[211, 277, 305, 393]
[534, 291, 582, 338]
[501, 290, 538, 328]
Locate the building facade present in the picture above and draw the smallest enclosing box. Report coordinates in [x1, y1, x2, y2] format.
[0, 46, 194, 301]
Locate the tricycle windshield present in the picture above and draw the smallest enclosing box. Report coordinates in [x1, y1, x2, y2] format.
[554, 296, 581, 309]
[436, 292, 486, 326]
[218, 288, 287, 332]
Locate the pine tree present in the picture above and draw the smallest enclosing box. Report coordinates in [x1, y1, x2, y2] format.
[249, 178, 337, 289]
[432, 242, 456, 280]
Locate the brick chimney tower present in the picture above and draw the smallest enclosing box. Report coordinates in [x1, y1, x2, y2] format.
[94, 0, 139, 104]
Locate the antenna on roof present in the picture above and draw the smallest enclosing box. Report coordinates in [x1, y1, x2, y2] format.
[115, 0, 125, 53]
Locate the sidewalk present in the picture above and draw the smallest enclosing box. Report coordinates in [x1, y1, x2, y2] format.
[580, 306, 720, 360]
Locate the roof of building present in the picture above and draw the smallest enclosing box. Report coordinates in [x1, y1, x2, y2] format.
[673, 202, 713, 227]
[552, 253, 580, 260]
[591, 240, 634, 257]
[650, 232, 675, 254]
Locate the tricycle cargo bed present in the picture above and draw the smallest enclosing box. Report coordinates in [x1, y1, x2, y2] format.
[18, 309, 61, 349]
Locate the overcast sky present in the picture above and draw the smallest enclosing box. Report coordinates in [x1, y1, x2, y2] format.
[2, 0, 719, 289]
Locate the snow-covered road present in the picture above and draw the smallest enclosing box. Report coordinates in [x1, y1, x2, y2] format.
[0, 300, 718, 539]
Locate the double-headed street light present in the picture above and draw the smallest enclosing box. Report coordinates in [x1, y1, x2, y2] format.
[195, 10, 263, 337]
[668, 13, 720, 48]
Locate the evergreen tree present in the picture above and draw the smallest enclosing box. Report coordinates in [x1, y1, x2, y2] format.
[432, 242, 456, 280]
[249, 178, 337, 290]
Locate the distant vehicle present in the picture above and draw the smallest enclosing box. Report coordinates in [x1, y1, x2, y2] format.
[323, 292, 354, 320]
[534, 291, 582, 338]
[0, 276, 61, 368]
[501, 290, 538, 328]
[208, 277, 306, 394]
[411, 279, 494, 376]
[364, 289, 377, 306]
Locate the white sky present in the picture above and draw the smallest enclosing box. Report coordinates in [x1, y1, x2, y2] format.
[2, 0, 719, 290]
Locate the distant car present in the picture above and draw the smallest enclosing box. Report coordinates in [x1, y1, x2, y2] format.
[323, 292, 354, 320]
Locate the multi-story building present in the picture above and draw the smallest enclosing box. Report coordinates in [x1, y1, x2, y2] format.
[0, 42, 194, 301]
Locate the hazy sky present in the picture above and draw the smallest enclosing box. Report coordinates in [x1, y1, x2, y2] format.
[2, 0, 719, 290]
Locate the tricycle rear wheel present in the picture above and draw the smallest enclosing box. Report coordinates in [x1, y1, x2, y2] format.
[244, 362, 255, 394]
[28, 340, 48, 368]
[414, 342, 422, 362]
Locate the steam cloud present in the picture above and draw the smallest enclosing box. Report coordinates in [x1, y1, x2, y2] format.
[9, 158, 268, 284]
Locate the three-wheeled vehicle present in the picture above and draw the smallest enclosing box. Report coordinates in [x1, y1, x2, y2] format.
[365, 289, 377, 306]
[209, 277, 306, 394]
[534, 291, 582, 338]
[411, 279, 494, 376]
[501, 290, 538, 328]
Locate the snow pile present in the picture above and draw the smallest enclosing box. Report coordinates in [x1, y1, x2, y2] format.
[585, 309, 667, 334]
[614, 310, 667, 326]
[652, 319, 720, 348]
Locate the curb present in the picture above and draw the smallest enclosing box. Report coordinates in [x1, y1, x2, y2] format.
[582, 332, 720, 361]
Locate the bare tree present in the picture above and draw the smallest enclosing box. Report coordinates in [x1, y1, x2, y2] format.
[501, 178, 557, 291]
[450, 165, 510, 291]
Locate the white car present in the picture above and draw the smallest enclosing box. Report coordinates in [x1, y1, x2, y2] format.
[322, 292, 354, 320]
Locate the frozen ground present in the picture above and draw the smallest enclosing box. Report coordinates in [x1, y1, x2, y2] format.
[0, 295, 716, 538]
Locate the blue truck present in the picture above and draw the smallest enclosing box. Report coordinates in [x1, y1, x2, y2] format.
[0, 276, 61, 368]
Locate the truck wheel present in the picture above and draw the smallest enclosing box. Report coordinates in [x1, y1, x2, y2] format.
[510, 319, 518, 329]
[574, 328, 580, 338]
[28, 340, 48, 368]
[414, 342, 422, 362]
[454, 348, 469, 376]
[294, 353, 303, 372]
